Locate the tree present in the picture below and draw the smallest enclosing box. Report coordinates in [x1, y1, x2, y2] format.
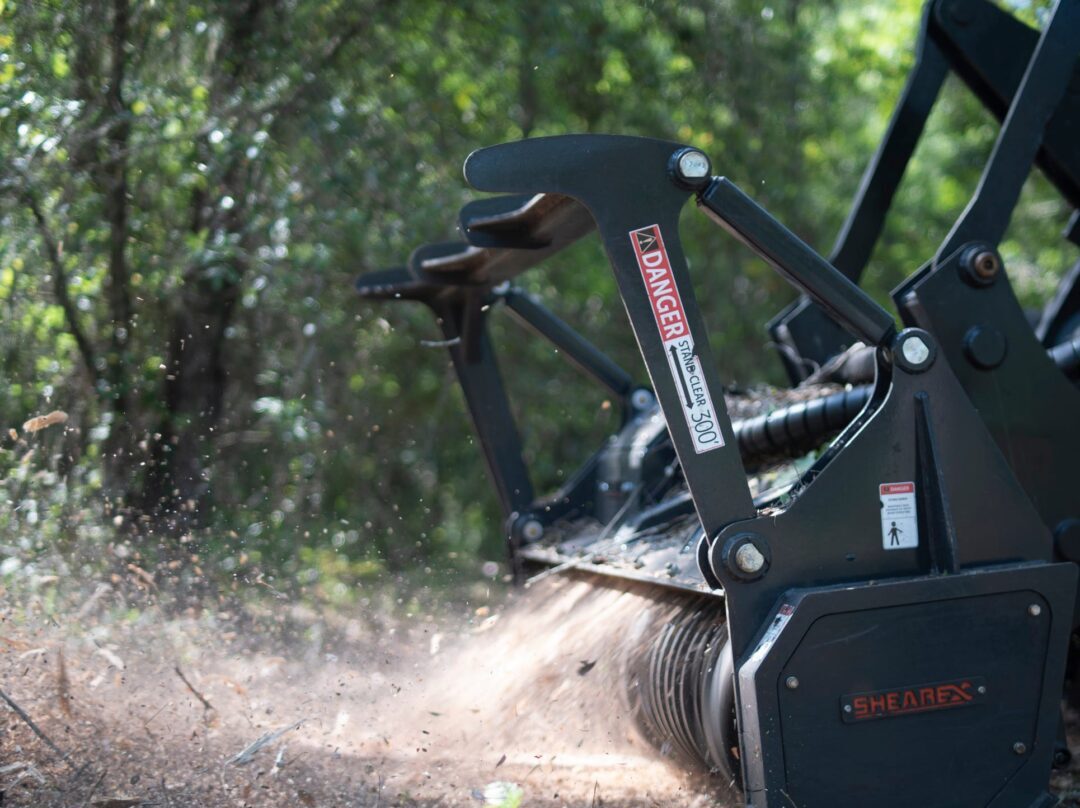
[2, 0, 396, 544]
[0, 0, 1071, 585]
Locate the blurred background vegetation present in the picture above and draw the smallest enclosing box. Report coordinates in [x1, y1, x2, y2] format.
[0, 0, 1073, 606]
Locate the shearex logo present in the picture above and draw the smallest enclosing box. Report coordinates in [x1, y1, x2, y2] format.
[840, 677, 985, 723]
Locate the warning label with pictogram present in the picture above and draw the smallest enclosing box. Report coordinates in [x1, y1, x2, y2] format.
[628, 223, 724, 454]
[880, 482, 918, 550]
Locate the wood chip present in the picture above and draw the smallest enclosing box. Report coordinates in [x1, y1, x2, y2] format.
[57, 647, 73, 718]
[0, 686, 74, 766]
[577, 659, 597, 676]
[22, 410, 68, 433]
[174, 665, 214, 714]
[226, 720, 304, 766]
[96, 646, 125, 670]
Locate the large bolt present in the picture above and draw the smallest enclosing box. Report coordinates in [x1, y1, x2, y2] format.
[1013, 742, 1028, 756]
[721, 533, 770, 581]
[630, 388, 655, 411]
[893, 329, 936, 373]
[963, 325, 1007, 370]
[677, 150, 710, 179]
[521, 518, 545, 542]
[961, 245, 1002, 286]
[670, 147, 712, 189]
[785, 676, 800, 690]
[1028, 603, 1042, 617]
[902, 336, 931, 367]
[972, 251, 1001, 280]
[734, 542, 766, 575]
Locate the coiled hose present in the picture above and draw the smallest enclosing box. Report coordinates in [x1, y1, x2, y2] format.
[733, 385, 873, 469]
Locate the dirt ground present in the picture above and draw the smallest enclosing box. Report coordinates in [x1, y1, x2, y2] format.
[1, 576, 721, 807]
[3, 573, 1080, 807]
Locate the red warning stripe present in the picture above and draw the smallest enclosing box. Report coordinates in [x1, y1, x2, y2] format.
[629, 225, 690, 343]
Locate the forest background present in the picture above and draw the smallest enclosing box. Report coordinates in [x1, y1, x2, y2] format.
[0, 0, 1072, 609]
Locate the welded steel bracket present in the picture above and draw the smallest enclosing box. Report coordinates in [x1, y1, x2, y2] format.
[769, 0, 1080, 382]
[894, 0, 1080, 595]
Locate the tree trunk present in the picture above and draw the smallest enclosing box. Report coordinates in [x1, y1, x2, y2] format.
[139, 1, 268, 538]
[100, 0, 137, 488]
[142, 268, 242, 537]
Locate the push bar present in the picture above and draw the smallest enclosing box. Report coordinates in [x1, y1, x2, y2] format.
[699, 178, 897, 349]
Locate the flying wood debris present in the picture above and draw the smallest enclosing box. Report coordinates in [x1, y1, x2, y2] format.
[21, 410, 68, 433]
[226, 720, 304, 766]
[0, 761, 46, 789]
[57, 647, 73, 718]
[0, 687, 74, 767]
[174, 665, 215, 714]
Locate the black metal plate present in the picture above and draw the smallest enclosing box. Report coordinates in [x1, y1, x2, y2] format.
[736, 563, 1076, 808]
[781, 591, 1046, 807]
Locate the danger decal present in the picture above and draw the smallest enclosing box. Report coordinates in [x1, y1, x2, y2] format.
[629, 224, 724, 454]
[840, 677, 986, 723]
[880, 481, 918, 550]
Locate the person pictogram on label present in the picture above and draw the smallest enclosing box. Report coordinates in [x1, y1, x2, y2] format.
[888, 521, 903, 546]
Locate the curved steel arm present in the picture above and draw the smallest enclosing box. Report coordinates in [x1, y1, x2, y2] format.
[465, 134, 758, 533]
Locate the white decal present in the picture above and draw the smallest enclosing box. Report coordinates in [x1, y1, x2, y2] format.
[747, 604, 795, 666]
[880, 482, 918, 550]
[629, 224, 725, 454]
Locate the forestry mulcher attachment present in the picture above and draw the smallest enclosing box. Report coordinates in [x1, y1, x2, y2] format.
[356, 0, 1080, 805]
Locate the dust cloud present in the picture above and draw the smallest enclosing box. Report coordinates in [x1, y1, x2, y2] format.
[1, 574, 731, 807]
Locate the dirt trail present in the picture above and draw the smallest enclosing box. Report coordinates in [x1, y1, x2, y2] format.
[6, 573, 1080, 807]
[0, 575, 725, 807]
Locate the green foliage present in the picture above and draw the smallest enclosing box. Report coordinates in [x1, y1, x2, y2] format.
[0, 0, 1074, 592]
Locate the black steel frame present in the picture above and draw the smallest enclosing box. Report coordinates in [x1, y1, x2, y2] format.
[769, 0, 1080, 383]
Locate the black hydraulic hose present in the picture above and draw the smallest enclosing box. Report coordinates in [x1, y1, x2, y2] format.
[732, 385, 873, 468]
